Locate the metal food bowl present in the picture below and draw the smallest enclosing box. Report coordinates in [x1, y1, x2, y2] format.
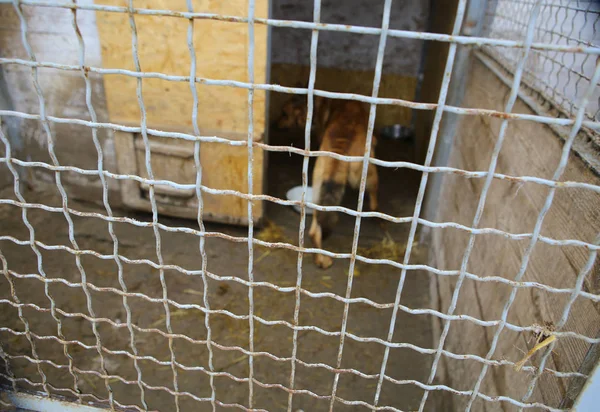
[379, 124, 414, 141]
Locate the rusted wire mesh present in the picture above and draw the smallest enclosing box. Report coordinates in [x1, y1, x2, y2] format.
[483, 0, 600, 124]
[0, 0, 599, 411]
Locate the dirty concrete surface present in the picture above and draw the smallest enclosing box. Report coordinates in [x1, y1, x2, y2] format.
[0, 130, 436, 411]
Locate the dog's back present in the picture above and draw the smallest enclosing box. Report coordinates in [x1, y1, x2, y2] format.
[313, 99, 375, 235]
[310, 99, 379, 268]
[275, 95, 379, 268]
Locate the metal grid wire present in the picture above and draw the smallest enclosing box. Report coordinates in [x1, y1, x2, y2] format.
[483, 0, 600, 125]
[0, 0, 598, 411]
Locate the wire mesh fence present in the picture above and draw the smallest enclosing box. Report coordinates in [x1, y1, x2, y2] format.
[0, 0, 599, 411]
[483, 0, 600, 124]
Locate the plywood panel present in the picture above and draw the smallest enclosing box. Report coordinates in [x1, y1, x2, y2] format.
[95, 0, 268, 138]
[430, 58, 600, 410]
[96, 1, 267, 224]
[114, 131, 263, 224]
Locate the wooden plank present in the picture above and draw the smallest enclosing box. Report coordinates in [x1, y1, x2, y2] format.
[94, 0, 268, 138]
[96, 1, 268, 224]
[430, 58, 600, 411]
[114, 131, 263, 224]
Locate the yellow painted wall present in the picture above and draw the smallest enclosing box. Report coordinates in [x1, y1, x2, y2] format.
[95, 0, 268, 139]
[96, 1, 268, 224]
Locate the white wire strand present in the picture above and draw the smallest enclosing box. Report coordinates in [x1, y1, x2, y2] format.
[185, 0, 217, 410]
[287, 0, 321, 410]
[126, 1, 180, 409]
[373, 0, 468, 408]
[0, 1, 598, 411]
[246, 0, 257, 407]
[420, 1, 544, 410]
[1, 0, 599, 54]
[11, 0, 114, 405]
[1, 58, 599, 132]
[329, 0, 393, 409]
[68, 0, 147, 407]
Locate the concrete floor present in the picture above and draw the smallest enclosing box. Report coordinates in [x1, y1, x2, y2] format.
[0, 129, 437, 411]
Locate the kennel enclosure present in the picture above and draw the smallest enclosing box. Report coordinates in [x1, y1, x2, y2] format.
[0, 0, 600, 411]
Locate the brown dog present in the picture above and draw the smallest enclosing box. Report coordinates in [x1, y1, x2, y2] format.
[276, 95, 378, 269]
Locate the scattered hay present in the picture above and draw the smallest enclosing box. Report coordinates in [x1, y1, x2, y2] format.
[514, 323, 556, 371]
[82, 375, 97, 391]
[358, 232, 406, 261]
[255, 249, 272, 263]
[344, 267, 361, 278]
[184, 288, 203, 296]
[150, 308, 203, 328]
[217, 355, 248, 372]
[320, 276, 333, 288]
[514, 334, 556, 371]
[256, 220, 292, 244]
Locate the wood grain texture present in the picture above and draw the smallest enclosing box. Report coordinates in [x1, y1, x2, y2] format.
[96, 1, 267, 224]
[429, 58, 600, 411]
[95, 0, 268, 138]
[114, 131, 263, 224]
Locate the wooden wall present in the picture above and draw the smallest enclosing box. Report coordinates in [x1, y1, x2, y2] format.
[95, 0, 268, 138]
[429, 57, 600, 410]
[95, 0, 269, 224]
[1, 0, 270, 222]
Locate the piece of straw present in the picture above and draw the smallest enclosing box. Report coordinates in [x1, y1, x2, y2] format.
[514, 334, 557, 371]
